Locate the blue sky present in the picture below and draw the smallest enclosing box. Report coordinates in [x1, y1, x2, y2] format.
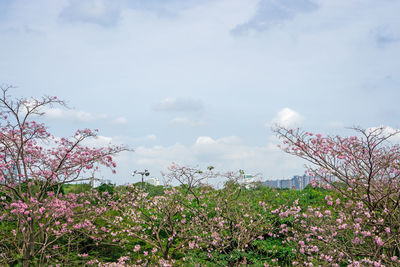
[1, 0, 400, 184]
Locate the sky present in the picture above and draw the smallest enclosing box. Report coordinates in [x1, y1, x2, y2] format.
[1, 0, 400, 185]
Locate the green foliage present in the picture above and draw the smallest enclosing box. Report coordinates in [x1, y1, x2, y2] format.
[0, 180, 336, 265]
[144, 184, 165, 197]
[96, 183, 115, 195]
[131, 182, 165, 197]
[16, 180, 65, 196]
[63, 183, 92, 194]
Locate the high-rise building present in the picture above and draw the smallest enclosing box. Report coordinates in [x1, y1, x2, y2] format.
[292, 175, 301, 189]
[263, 179, 279, 188]
[280, 179, 292, 189]
[263, 174, 314, 190]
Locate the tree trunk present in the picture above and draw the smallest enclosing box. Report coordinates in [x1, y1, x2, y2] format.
[22, 245, 32, 267]
[22, 226, 34, 267]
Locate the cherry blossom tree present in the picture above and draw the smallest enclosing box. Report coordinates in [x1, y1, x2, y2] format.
[0, 86, 126, 266]
[274, 126, 400, 265]
[112, 164, 273, 265]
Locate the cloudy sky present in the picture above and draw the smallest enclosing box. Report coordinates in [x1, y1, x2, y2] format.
[1, 0, 399, 184]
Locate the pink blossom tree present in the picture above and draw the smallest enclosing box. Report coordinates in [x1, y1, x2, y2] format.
[0, 86, 126, 266]
[112, 164, 273, 265]
[274, 126, 400, 265]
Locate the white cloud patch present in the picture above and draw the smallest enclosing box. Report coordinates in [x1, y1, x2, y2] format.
[367, 126, 400, 144]
[232, 0, 318, 34]
[153, 97, 203, 112]
[327, 121, 345, 129]
[132, 134, 157, 143]
[195, 136, 241, 146]
[169, 117, 189, 125]
[81, 135, 113, 147]
[60, 0, 122, 27]
[195, 136, 216, 145]
[113, 116, 128, 125]
[269, 107, 304, 128]
[41, 107, 107, 122]
[145, 134, 157, 141]
[122, 135, 305, 184]
[169, 117, 206, 126]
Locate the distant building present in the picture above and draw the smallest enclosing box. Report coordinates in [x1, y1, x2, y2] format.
[263, 174, 315, 190]
[146, 177, 160, 186]
[292, 175, 301, 189]
[301, 175, 311, 189]
[263, 179, 279, 188]
[240, 174, 256, 189]
[280, 179, 292, 189]
[2, 165, 18, 184]
[325, 174, 338, 183]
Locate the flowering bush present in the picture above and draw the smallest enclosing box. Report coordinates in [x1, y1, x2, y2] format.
[275, 126, 400, 266]
[0, 86, 126, 266]
[2, 85, 399, 266]
[109, 165, 278, 266]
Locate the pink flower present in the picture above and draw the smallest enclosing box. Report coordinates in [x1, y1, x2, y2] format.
[133, 244, 141, 252]
[375, 236, 384, 246]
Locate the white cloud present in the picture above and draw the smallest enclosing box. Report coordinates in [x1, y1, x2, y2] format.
[195, 136, 216, 145]
[232, 0, 318, 34]
[119, 134, 305, 184]
[169, 117, 206, 126]
[367, 126, 400, 144]
[41, 107, 107, 122]
[82, 135, 113, 147]
[327, 121, 345, 129]
[132, 134, 157, 143]
[60, 0, 122, 27]
[153, 97, 203, 112]
[43, 107, 64, 118]
[145, 134, 157, 141]
[266, 135, 282, 151]
[169, 117, 190, 125]
[195, 136, 240, 146]
[269, 107, 304, 128]
[113, 116, 128, 125]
